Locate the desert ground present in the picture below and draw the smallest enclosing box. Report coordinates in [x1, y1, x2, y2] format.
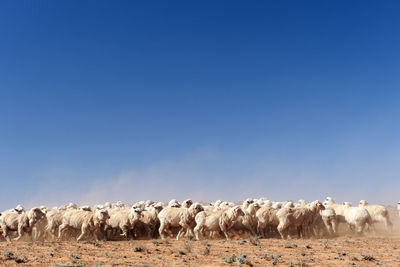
[1, 207, 398, 266]
[0, 235, 399, 266]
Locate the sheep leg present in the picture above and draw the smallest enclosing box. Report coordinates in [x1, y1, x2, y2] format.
[176, 227, 186, 240]
[58, 223, 67, 240]
[331, 221, 337, 235]
[277, 223, 287, 239]
[222, 230, 231, 240]
[158, 222, 167, 240]
[92, 227, 101, 241]
[384, 216, 393, 231]
[194, 224, 202, 241]
[13, 224, 26, 241]
[143, 225, 152, 239]
[120, 225, 129, 239]
[1, 226, 11, 243]
[257, 222, 265, 238]
[77, 224, 89, 241]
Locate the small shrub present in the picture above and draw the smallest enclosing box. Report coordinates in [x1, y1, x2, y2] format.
[133, 245, 144, 252]
[177, 249, 186, 255]
[238, 240, 247, 245]
[361, 254, 376, 261]
[3, 252, 15, 260]
[237, 253, 250, 265]
[224, 254, 237, 264]
[14, 256, 28, 263]
[70, 254, 81, 260]
[249, 236, 260, 246]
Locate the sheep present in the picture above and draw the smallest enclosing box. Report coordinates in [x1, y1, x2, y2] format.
[397, 201, 400, 217]
[105, 207, 142, 239]
[58, 209, 110, 241]
[233, 202, 260, 236]
[32, 206, 49, 241]
[158, 203, 204, 240]
[297, 200, 306, 207]
[168, 199, 181, 208]
[46, 208, 67, 240]
[284, 202, 295, 208]
[314, 207, 337, 237]
[182, 199, 193, 208]
[45, 204, 79, 240]
[66, 203, 78, 209]
[114, 201, 125, 209]
[0, 207, 45, 242]
[359, 200, 392, 230]
[324, 197, 346, 224]
[256, 202, 282, 238]
[79, 205, 92, 211]
[136, 203, 163, 239]
[194, 206, 245, 240]
[145, 200, 155, 207]
[213, 200, 222, 207]
[276, 200, 325, 239]
[8, 205, 25, 214]
[132, 201, 146, 210]
[341, 202, 373, 235]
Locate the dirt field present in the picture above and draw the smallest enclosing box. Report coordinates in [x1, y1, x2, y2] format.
[0, 235, 399, 267]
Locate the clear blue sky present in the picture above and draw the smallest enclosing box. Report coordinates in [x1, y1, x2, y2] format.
[1, 1, 400, 209]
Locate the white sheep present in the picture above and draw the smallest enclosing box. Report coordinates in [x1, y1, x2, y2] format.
[341, 202, 373, 234]
[194, 206, 244, 240]
[168, 199, 181, 208]
[105, 207, 142, 239]
[233, 202, 260, 236]
[58, 209, 110, 241]
[79, 205, 92, 211]
[397, 201, 400, 217]
[256, 202, 281, 238]
[32, 206, 49, 241]
[314, 207, 337, 237]
[276, 200, 325, 239]
[181, 199, 193, 208]
[158, 203, 203, 240]
[324, 197, 346, 224]
[0, 207, 45, 242]
[359, 200, 392, 230]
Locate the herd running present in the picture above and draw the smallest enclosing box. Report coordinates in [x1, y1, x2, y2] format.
[0, 198, 399, 243]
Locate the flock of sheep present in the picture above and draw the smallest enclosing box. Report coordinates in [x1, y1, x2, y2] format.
[0, 198, 399, 243]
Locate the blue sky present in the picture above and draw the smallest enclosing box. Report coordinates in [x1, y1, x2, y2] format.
[1, 1, 400, 209]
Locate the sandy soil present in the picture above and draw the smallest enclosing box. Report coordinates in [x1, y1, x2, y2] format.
[0, 235, 399, 266]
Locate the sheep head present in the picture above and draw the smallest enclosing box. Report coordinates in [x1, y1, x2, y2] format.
[182, 199, 193, 208]
[168, 199, 181, 208]
[189, 203, 204, 216]
[27, 208, 45, 226]
[342, 202, 352, 208]
[231, 206, 245, 218]
[129, 208, 143, 224]
[310, 201, 325, 212]
[95, 209, 110, 223]
[359, 200, 368, 206]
